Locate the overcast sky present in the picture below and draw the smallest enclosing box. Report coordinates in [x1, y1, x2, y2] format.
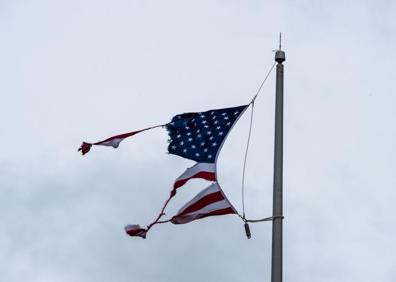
[1, 1, 395, 281]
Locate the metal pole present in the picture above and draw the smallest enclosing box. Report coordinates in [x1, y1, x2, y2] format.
[271, 46, 285, 282]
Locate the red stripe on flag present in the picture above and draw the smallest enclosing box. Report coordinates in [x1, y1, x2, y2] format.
[193, 207, 236, 220]
[171, 207, 235, 225]
[174, 171, 216, 189]
[177, 191, 224, 216]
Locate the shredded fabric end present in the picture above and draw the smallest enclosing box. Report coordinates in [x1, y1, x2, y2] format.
[78, 142, 93, 155]
[124, 225, 147, 239]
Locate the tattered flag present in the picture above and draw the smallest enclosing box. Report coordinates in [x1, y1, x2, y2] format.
[79, 105, 248, 238]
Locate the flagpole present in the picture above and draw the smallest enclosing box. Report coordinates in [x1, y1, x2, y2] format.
[271, 35, 285, 282]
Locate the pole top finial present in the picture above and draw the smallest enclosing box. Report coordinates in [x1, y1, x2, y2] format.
[275, 32, 285, 63]
[279, 32, 282, 50]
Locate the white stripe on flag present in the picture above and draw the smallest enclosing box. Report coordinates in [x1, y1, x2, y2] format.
[97, 138, 124, 148]
[171, 200, 234, 224]
[174, 163, 216, 189]
[177, 182, 220, 213]
[171, 182, 236, 224]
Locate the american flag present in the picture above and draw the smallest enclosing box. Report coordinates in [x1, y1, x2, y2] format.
[79, 104, 248, 238]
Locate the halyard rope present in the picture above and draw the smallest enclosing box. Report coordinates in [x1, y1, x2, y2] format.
[240, 62, 276, 222]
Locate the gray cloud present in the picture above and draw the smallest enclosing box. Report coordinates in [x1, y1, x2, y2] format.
[1, 1, 395, 281]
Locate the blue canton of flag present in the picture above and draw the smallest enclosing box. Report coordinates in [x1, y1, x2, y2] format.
[166, 105, 248, 163]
